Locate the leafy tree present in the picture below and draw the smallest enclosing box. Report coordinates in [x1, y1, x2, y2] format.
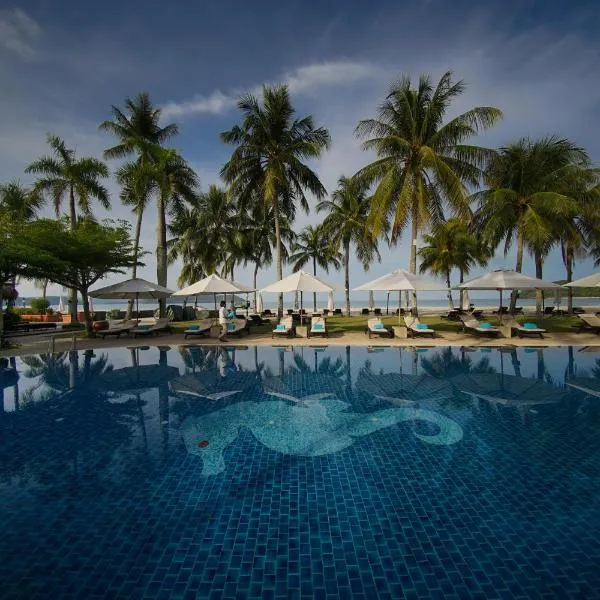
[25, 135, 110, 321]
[354, 71, 501, 303]
[289, 225, 342, 311]
[100, 92, 178, 314]
[474, 136, 591, 311]
[318, 176, 383, 316]
[18, 218, 139, 335]
[221, 84, 330, 314]
[418, 218, 491, 308]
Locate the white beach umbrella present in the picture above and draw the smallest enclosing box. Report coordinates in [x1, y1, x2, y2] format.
[564, 273, 600, 287]
[368, 290, 375, 310]
[90, 277, 174, 316]
[261, 270, 338, 322]
[173, 273, 253, 309]
[256, 293, 264, 314]
[88, 295, 94, 313]
[327, 292, 334, 312]
[459, 269, 562, 319]
[460, 289, 470, 311]
[354, 269, 446, 316]
[58, 296, 65, 313]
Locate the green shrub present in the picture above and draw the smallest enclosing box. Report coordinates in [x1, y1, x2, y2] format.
[2, 309, 21, 329]
[30, 297, 50, 314]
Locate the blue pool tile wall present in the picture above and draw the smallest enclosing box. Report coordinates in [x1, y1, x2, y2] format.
[1, 345, 599, 599]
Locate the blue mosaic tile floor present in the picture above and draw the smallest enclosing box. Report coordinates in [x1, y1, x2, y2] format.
[1, 345, 599, 598]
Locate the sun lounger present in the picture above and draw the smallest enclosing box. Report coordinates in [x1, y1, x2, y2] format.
[361, 308, 370, 316]
[505, 317, 546, 338]
[459, 314, 501, 337]
[132, 318, 171, 337]
[373, 308, 382, 316]
[308, 316, 328, 338]
[183, 320, 213, 339]
[272, 316, 295, 338]
[404, 316, 436, 338]
[577, 314, 600, 334]
[225, 318, 249, 337]
[98, 319, 137, 338]
[333, 309, 342, 316]
[366, 318, 393, 339]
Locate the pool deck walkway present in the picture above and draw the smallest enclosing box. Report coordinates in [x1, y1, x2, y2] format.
[3, 328, 600, 357]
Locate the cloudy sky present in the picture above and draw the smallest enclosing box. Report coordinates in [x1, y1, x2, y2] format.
[2, 0, 600, 300]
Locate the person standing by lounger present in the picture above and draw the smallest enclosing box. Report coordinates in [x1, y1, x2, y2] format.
[218, 300, 228, 341]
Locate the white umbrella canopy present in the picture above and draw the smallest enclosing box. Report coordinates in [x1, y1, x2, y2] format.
[261, 271, 338, 322]
[564, 273, 600, 287]
[459, 269, 562, 290]
[173, 273, 253, 296]
[354, 269, 446, 292]
[327, 292, 335, 312]
[89, 277, 174, 317]
[256, 293, 264, 314]
[90, 277, 174, 299]
[261, 270, 338, 294]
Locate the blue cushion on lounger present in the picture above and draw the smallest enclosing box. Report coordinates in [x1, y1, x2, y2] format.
[313, 323, 324, 330]
[227, 323, 236, 332]
[373, 323, 384, 330]
[138, 324, 151, 330]
[276, 324, 286, 331]
[188, 324, 199, 331]
[416, 323, 428, 330]
[523, 322, 537, 329]
[479, 322, 492, 329]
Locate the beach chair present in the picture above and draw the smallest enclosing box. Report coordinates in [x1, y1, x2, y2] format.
[505, 317, 546, 338]
[405, 316, 436, 338]
[308, 316, 328, 338]
[98, 319, 137, 339]
[366, 318, 393, 339]
[224, 318, 249, 337]
[577, 314, 600, 334]
[272, 316, 295, 338]
[458, 314, 501, 337]
[132, 318, 171, 337]
[183, 320, 213, 340]
[323, 309, 330, 316]
[373, 308, 382, 316]
[361, 308, 370, 316]
[333, 308, 342, 316]
[544, 306, 555, 316]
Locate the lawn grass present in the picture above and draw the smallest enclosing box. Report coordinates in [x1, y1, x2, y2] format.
[168, 313, 585, 335]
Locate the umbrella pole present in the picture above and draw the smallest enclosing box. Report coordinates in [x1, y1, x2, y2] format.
[136, 293, 139, 323]
[499, 289, 503, 324]
[398, 290, 402, 324]
[300, 291, 303, 325]
[214, 293, 217, 311]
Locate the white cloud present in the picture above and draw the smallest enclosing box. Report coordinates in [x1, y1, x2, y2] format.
[161, 60, 382, 118]
[0, 8, 41, 59]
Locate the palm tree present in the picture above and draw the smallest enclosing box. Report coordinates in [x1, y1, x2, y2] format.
[474, 137, 592, 311]
[0, 180, 44, 220]
[25, 135, 110, 321]
[418, 219, 491, 308]
[100, 93, 178, 315]
[150, 148, 199, 315]
[354, 71, 502, 304]
[318, 176, 383, 316]
[221, 84, 330, 314]
[289, 225, 341, 311]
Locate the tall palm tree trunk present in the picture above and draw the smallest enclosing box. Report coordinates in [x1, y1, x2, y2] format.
[312, 256, 317, 312]
[69, 185, 78, 322]
[273, 202, 283, 315]
[127, 209, 144, 318]
[253, 262, 259, 311]
[510, 224, 525, 312]
[156, 192, 168, 317]
[534, 251, 544, 316]
[446, 271, 454, 308]
[459, 269, 466, 310]
[565, 244, 574, 314]
[409, 211, 418, 307]
[344, 239, 351, 316]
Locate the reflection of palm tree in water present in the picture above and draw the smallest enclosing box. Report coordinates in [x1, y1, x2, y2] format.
[421, 347, 496, 379]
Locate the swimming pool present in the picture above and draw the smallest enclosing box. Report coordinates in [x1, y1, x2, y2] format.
[1, 345, 599, 598]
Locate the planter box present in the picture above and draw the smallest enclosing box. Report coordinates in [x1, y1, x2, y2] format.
[20, 314, 62, 323]
[295, 325, 308, 338]
[393, 326, 407, 339]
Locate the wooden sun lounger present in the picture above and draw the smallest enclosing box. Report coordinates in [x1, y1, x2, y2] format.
[308, 316, 328, 338]
[272, 316, 295, 338]
[132, 318, 171, 337]
[365, 318, 393, 339]
[504, 318, 546, 338]
[404, 316, 435, 338]
[459, 314, 501, 337]
[98, 319, 137, 339]
[577, 314, 600, 334]
[183, 320, 212, 339]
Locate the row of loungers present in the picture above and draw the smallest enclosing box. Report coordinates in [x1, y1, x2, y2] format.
[99, 318, 172, 339]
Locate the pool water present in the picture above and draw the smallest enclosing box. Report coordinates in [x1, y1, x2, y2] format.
[1, 345, 599, 599]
